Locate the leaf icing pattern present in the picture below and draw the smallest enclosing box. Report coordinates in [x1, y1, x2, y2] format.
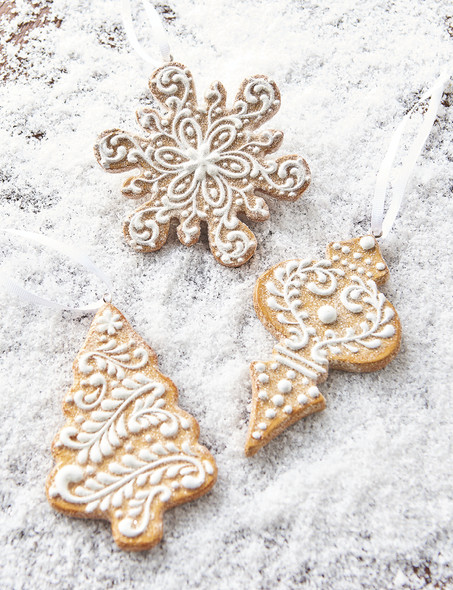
[47, 304, 217, 550]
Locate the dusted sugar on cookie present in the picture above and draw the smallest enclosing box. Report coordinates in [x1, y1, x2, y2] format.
[94, 62, 310, 267]
[245, 236, 401, 456]
[47, 304, 217, 551]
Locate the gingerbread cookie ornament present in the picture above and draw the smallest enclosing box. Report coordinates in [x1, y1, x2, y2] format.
[245, 69, 451, 455]
[47, 303, 217, 550]
[246, 236, 400, 455]
[95, 62, 310, 267]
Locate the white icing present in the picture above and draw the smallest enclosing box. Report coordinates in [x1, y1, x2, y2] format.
[342, 246, 350, 254]
[258, 391, 268, 401]
[376, 263, 386, 270]
[96, 309, 123, 335]
[277, 379, 292, 393]
[251, 239, 399, 446]
[271, 362, 279, 370]
[258, 374, 270, 384]
[255, 363, 266, 372]
[317, 305, 337, 324]
[252, 432, 262, 440]
[258, 423, 267, 430]
[50, 305, 216, 540]
[332, 243, 341, 250]
[308, 386, 320, 398]
[272, 394, 284, 407]
[97, 63, 310, 266]
[360, 236, 375, 250]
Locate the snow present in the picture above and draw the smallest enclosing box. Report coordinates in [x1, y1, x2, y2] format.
[0, 0, 452, 588]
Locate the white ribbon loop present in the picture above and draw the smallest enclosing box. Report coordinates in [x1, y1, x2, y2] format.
[371, 69, 451, 239]
[0, 230, 113, 312]
[121, 0, 172, 66]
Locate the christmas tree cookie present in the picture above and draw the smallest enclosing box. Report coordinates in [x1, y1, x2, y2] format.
[47, 304, 217, 550]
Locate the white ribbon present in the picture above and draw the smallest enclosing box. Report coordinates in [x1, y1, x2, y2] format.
[0, 230, 113, 312]
[121, 0, 172, 65]
[371, 68, 451, 238]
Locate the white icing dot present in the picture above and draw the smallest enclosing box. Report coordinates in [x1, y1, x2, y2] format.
[255, 363, 266, 373]
[297, 394, 309, 405]
[353, 252, 362, 259]
[258, 391, 268, 401]
[115, 510, 123, 518]
[171, 481, 179, 489]
[277, 379, 292, 394]
[235, 198, 244, 206]
[272, 394, 284, 407]
[75, 416, 83, 424]
[366, 271, 373, 278]
[342, 246, 350, 254]
[376, 262, 386, 270]
[360, 236, 375, 250]
[252, 432, 262, 440]
[341, 260, 348, 266]
[308, 386, 320, 398]
[125, 442, 133, 452]
[365, 258, 372, 265]
[145, 434, 152, 442]
[258, 374, 270, 384]
[358, 267, 365, 274]
[332, 255, 340, 262]
[301, 377, 309, 385]
[65, 396, 73, 403]
[265, 409, 276, 419]
[332, 243, 341, 250]
[307, 327, 317, 335]
[271, 362, 279, 370]
[86, 465, 95, 475]
[258, 422, 267, 430]
[349, 263, 357, 270]
[286, 370, 296, 380]
[317, 305, 337, 324]
[284, 405, 293, 414]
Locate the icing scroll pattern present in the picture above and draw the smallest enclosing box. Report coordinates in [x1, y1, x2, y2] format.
[95, 62, 310, 267]
[47, 303, 217, 551]
[245, 236, 401, 456]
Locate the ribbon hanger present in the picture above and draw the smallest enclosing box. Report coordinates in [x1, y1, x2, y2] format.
[371, 68, 451, 239]
[0, 230, 113, 312]
[120, 0, 172, 65]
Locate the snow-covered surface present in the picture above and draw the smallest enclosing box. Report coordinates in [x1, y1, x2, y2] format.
[1, 1, 452, 588]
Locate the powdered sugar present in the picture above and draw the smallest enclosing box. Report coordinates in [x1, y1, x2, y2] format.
[0, 0, 452, 588]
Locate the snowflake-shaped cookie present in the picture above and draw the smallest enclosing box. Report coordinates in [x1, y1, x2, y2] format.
[95, 62, 310, 266]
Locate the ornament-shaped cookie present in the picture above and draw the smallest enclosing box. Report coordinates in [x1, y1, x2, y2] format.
[95, 62, 310, 267]
[47, 304, 217, 550]
[246, 236, 401, 456]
